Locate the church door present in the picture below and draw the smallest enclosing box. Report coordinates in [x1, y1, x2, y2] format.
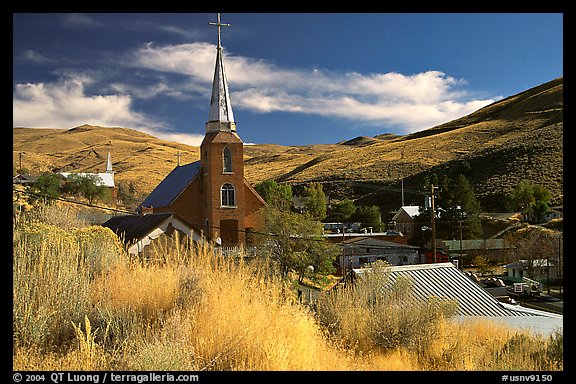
[220, 219, 239, 245]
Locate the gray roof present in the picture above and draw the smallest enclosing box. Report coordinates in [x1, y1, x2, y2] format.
[344, 236, 419, 250]
[391, 205, 421, 220]
[102, 212, 182, 244]
[353, 263, 561, 318]
[442, 238, 506, 251]
[139, 161, 201, 209]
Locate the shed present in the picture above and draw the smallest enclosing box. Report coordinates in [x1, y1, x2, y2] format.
[391, 205, 421, 240]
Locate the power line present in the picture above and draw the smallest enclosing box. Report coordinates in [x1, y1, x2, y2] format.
[13, 187, 134, 214]
[12, 187, 327, 241]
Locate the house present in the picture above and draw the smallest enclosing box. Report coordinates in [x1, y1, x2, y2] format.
[136, 16, 267, 246]
[13, 174, 40, 186]
[101, 212, 206, 257]
[351, 262, 563, 335]
[505, 259, 558, 282]
[337, 237, 420, 275]
[390, 205, 421, 240]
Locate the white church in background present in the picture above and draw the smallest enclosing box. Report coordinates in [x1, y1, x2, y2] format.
[59, 142, 116, 196]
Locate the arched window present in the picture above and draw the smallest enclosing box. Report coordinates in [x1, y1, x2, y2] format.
[221, 183, 235, 207]
[223, 146, 232, 173]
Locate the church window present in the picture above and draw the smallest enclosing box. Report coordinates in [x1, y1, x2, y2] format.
[223, 147, 233, 173]
[221, 183, 235, 207]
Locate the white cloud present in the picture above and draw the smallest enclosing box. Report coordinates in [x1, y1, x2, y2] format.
[129, 43, 496, 132]
[13, 78, 146, 128]
[12, 76, 205, 146]
[13, 41, 498, 145]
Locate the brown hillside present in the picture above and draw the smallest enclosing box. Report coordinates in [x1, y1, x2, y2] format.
[13, 124, 200, 195]
[13, 78, 562, 213]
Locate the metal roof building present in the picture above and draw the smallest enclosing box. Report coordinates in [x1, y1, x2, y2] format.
[352, 262, 563, 335]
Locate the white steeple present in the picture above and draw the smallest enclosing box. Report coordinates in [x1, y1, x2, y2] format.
[106, 142, 114, 174]
[206, 13, 237, 133]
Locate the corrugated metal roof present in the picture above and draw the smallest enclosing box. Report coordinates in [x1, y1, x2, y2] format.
[139, 161, 201, 209]
[442, 239, 505, 251]
[353, 263, 554, 317]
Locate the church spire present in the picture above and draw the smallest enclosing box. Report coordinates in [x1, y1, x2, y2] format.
[106, 141, 113, 174]
[206, 13, 236, 133]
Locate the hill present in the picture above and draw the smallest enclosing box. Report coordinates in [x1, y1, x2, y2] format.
[13, 77, 563, 213]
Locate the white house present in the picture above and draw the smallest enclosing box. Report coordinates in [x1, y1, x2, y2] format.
[339, 236, 420, 273]
[505, 259, 557, 282]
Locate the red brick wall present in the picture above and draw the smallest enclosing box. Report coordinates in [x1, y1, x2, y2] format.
[149, 130, 266, 246]
[201, 131, 246, 244]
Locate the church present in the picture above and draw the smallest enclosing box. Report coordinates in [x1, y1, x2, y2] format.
[137, 15, 267, 247]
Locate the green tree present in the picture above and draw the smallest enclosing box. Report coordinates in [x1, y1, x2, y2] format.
[28, 172, 61, 204]
[352, 205, 383, 231]
[255, 180, 293, 211]
[422, 173, 482, 239]
[509, 180, 551, 223]
[450, 174, 482, 238]
[62, 173, 109, 204]
[117, 181, 139, 209]
[257, 207, 337, 282]
[511, 180, 535, 212]
[302, 182, 327, 221]
[330, 198, 356, 222]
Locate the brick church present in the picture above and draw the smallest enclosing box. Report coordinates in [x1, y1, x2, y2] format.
[137, 15, 267, 246]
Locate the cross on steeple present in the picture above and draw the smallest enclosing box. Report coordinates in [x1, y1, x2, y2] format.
[209, 13, 231, 49]
[206, 13, 236, 132]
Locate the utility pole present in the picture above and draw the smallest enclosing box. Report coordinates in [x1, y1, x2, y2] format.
[19, 152, 24, 183]
[342, 223, 347, 284]
[459, 220, 463, 269]
[430, 184, 438, 263]
[401, 178, 405, 206]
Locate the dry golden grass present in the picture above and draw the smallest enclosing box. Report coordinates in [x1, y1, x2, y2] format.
[13, 205, 563, 371]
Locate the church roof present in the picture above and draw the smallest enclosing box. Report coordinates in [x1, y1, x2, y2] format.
[139, 161, 201, 209]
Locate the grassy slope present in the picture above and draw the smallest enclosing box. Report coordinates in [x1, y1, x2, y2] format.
[13, 78, 563, 211]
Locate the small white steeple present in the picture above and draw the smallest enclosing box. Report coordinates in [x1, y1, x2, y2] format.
[206, 13, 237, 134]
[106, 141, 114, 174]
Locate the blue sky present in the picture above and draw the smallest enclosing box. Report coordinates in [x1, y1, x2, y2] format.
[13, 13, 563, 146]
